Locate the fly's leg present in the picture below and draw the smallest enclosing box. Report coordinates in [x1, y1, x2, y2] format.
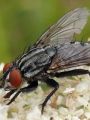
[7, 90, 21, 105]
[20, 80, 38, 93]
[7, 81, 38, 105]
[41, 78, 59, 114]
[4, 90, 16, 98]
[51, 69, 90, 78]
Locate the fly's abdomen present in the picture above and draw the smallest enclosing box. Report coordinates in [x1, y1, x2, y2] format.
[17, 46, 56, 78]
[49, 42, 90, 72]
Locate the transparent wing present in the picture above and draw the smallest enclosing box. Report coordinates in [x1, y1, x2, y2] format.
[49, 42, 90, 72]
[34, 8, 89, 47]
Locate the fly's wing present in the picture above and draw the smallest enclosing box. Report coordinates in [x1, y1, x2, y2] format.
[49, 42, 90, 72]
[34, 8, 89, 47]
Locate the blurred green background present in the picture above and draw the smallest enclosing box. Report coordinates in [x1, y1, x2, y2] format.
[0, 0, 90, 62]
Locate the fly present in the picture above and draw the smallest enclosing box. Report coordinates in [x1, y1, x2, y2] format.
[0, 8, 90, 114]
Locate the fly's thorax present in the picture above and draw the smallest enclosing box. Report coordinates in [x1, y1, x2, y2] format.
[16, 46, 56, 79]
[44, 46, 57, 58]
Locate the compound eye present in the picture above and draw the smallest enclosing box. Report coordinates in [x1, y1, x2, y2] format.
[3, 63, 12, 73]
[9, 69, 22, 88]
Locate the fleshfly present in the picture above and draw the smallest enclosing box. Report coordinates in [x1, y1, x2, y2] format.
[0, 8, 90, 114]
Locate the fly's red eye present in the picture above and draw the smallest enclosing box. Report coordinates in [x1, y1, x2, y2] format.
[9, 69, 22, 88]
[3, 63, 12, 73]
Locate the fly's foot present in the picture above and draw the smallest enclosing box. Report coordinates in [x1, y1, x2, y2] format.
[41, 102, 46, 114]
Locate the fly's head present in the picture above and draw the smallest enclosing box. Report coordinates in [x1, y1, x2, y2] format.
[0, 63, 22, 90]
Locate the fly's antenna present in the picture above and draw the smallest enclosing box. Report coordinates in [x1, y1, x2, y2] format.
[0, 63, 15, 88]
[0, 62, 15, 81]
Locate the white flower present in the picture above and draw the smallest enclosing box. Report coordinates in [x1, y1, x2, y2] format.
[0, 63, 4, 72]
